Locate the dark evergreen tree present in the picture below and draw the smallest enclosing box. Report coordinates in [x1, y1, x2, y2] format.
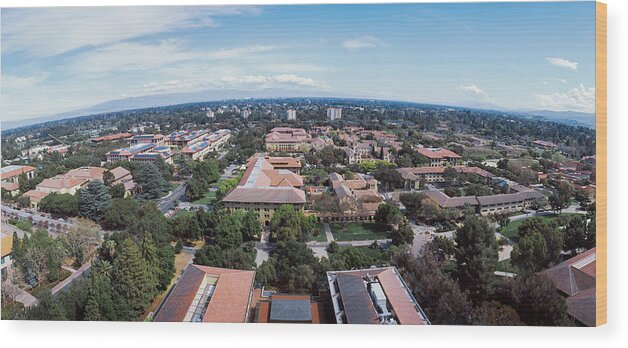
[79, 180, 112, 221]
[454, 215, 499, 301]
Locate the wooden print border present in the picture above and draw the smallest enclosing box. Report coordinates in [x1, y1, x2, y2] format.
[595, 1, 607, 327]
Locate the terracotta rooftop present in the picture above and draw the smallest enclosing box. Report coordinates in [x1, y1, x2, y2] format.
[63, 166, 106, 181]
[415, 147, 461, 159]
[23, 190, 50, 202]
[38, 177, 87, 190]
[0, 165, 36, 180]
[544, 248, 596, 326]
[154, 265, 255, 323]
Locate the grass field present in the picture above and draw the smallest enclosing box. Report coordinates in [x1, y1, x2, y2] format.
[191, 190, 216, 205]
[308, 224, 328, 242]
[174, 210, 196, 218]
[329, 222, 388, 241]
[338, 245, 384, 260]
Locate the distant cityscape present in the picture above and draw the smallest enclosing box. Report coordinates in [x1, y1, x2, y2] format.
[1, 98, 596, 326]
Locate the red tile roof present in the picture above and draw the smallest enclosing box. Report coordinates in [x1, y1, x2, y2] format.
[415, 147, 461, 159]
[154, 265, 255, 323]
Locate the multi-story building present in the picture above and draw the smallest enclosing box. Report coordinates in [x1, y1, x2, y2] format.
[90, 133, 133, 144]
[323, 172, 382, 221]
[154, 265, 256, 323]
[286, 109, 296, 120]
[397, 166, 494, 189]
[424, 186, 544, 215]
[130, 146, 174, 165]
[1, 165, 36, 196]
[241, 110, 251, 119]
[222, 155, 306, 226]
[327, 267, 430, 325]
[106, 143, 156, 162]
[129, 134, 165, 146]
[265, 127, 311, 153]
[182, 141, 213, 161]
[415, 147, 462, 167]
[166, 129, 209, 148]
[206, 109, 215, 118]
[327, 107, 342, 121]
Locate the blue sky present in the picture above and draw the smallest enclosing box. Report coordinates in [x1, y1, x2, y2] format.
[1, 2, 596, 121]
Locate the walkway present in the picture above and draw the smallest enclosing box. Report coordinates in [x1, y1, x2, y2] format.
[255, 231, 271, 266]
[322, 223, 335, 243]
[14, 288, 39, 308]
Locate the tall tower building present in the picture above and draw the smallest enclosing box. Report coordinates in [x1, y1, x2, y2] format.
[327, 107, 342, 121]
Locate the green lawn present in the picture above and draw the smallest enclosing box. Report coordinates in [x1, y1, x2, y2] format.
[338, 245, 384, 261]
[191, 190, 216, 205]
[329, 222, 389, 241]
[174, 210, 196, 218]
[308, 224, 328, 243]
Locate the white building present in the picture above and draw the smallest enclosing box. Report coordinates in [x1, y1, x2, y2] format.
[206, 109, 215, 118]
[327, 107, 342, 121]
[241, 110, 251, 119]
[286, 109, 297, 120]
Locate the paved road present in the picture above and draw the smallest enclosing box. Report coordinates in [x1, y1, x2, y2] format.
[2, 204, 72, 235]
[409, 222, 436, 255]
[1, 222, 28, 238]
[220, 163, 238, 180]
[14, 288, 39, 308]
[157, 183, 187, 214]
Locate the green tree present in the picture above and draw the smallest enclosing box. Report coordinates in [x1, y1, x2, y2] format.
[193, 244, 255, 270]
[511, 274, 573, 326]
[511, 218, 563, 274]
[39, 193, 80, 217]
[563, 215, 588, 255]
[16, 195, 31, 208]
[390, 220, 414, 246]
[109, 183, 125, 199]
[470, 301, 524, 326]
[393, 248, 471, 325]
[242, 210, 262, 241]
[79, 180, 112, 221]
[103, 170, 115, 186]
[102, 198, 140, 230]
[454, 216, 498, 300]
[112, 238, 156, 318]
[136, 163, 169, 199]
[170, 213, 201, 241]
[374, 202, 403, 227]
[269, 204, 314, 242]
[255, 259, 278, 286]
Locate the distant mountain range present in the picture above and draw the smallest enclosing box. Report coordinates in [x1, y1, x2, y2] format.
[0, 89, 595, 130]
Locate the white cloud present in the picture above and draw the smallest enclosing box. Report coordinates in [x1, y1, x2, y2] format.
[456, 84, 489, 98]
[67, 42, 276, 75]
[547, 57, 578, 70]
[1, 7, 260, 57]
[342, 36, 385, 49]
[259, 63, 328, 73]
[535, 84, 595, 112]
[1, 73, 49, 90]
[142, 74, 329, 94]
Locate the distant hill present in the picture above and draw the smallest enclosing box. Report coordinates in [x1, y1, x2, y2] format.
[0, 90, 595, 130]
[1, 88, 341, 130]
[515, 109, 595, 129]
